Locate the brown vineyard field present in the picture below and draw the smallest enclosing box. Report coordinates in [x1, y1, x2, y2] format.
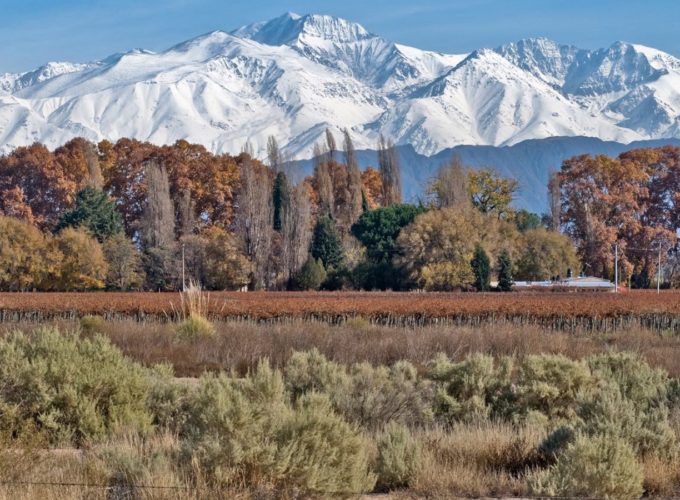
[1, 290, 679, 331]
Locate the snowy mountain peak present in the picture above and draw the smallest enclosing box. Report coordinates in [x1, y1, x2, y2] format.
[496, 38, 582, 88]
[232, 12, 373, 46]
[563, 41, 666, 96]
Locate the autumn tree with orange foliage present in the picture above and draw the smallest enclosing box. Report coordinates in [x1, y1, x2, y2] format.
[560, 147, 680, 286]
[361, 167, 383, 209]
[0, 143, 79, 230]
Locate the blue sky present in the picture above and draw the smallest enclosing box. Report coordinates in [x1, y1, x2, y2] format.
[2, 0, 679, 73]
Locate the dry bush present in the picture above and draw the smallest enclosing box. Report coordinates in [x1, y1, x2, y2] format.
[411, 422, 544, 497]
[52, 318, 680, 379]
[84, 431, 188, 499]
[642, 454, 680, 496]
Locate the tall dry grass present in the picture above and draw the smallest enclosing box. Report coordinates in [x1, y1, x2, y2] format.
[4, 318, 678, 377]
[410, 422, 545, 498]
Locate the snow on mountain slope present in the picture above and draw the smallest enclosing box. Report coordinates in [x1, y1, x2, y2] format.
[1, 13, 680, 159]
[233, 13, 464, 91]
[374, 49, 640, 155]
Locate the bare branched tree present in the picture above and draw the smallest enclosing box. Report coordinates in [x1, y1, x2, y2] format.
[378, 135, 402, 205]
[343, 128, 363, 225]
[234, 155, 273, 289]
[548, 171, 561, 232]
[140, 158, 175, 250]
[428, 156, 469, 209]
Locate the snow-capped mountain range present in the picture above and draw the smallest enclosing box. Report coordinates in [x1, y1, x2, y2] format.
[2, 12, 680, 160]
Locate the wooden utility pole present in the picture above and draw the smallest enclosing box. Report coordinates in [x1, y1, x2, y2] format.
[614, 243, 619, 293]
[658, 248, 662, 295]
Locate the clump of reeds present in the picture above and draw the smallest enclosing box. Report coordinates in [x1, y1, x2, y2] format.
[174, 282, 215, 341]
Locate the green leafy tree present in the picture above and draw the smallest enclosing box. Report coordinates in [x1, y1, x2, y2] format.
[56, 187, 123, 242]
[351, 204, 426, 263]
[496, 249, 514, 292]
[351, 204, 426, 290]
[471, 243, 491, 291]
[468, 169, 518, 218]
[272, 171, 291, 232]
[513, 209, 542, 233]
[311, 215, 344, 270]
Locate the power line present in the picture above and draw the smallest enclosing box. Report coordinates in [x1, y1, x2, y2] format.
[0, 480, 192, 490]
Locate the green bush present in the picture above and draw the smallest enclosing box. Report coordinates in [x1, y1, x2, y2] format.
[576, 382, 676, 458]
[181, 362, 375, 494]
[274, 393, 376, 495]
[528, 433, 644, 499]
[586, 352, 669, 408]
[0, 329, 156, 446]
[292, 258, 327, 291]
[180, 363, 288, 486]
[515, 354, 592, 422]
[334, 361, 433, 430]
[285, 351, 432, 430]
[376, 422, 421, 491]
[284, 349, 348, 401]
[176, 315, 215, 342]
[430, 353, 513, 423]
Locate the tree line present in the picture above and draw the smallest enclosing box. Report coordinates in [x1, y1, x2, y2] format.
[0, 134, 678, 291]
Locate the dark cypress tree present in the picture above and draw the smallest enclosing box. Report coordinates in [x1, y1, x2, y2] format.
[272, 171, 291, 232]
[311, 214, 344, 270]
[361, 190, 370, 213]
[471, 243, 491, 291]
[496, 249, 514, 292]
[56, 186, 123, 242]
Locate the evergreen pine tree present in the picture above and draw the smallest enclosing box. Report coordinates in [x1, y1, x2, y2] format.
[311, 215, 344, 270]
[56, 187, 123, 242]
[496, 249, 514, 292]
[272, 171, 291, 232]
[471, 243, 491, 291]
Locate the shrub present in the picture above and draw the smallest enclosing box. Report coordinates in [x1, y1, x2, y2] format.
[176, 315, 215, 342]
[586, 352, 669, 407]
[79, 315, 107, 335]
[430, 353, 513, 423]
[180, 363, 289, 487]
[284, 349, 348, 401]
[528, 433, 644, 499]
[515, 354, 591, 422]
[273, 393, 376, 495]
[376, 422, 421, 491]
[85, 431, 183, 497]
[0, 329, 155, 446]
[334, 361, 433, 430]
[181, 362, 375, 494]
[576, 381, 676, 458]
[292, 258, 327, 291]
[174, 283, 215, 341]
